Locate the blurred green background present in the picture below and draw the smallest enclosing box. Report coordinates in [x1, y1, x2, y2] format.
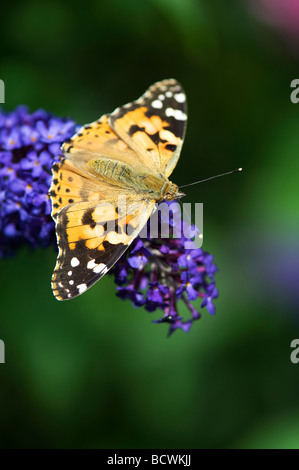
[1, 0, 299, 449]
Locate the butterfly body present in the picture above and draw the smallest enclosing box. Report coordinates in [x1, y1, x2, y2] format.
[50, 79, 187, 300]
[88, 157, 181, 201]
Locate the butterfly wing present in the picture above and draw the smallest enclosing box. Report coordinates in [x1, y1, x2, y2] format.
[50, 79, 187, 300]
[50, 162, 156, 300]
[109, 78, 187, 178]
[61, 114, 147, 175]
[49, 115, 157, 300]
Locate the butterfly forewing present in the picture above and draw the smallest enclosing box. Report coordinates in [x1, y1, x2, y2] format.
[109, 78, 187, 177]
[62, 114, 147, 175]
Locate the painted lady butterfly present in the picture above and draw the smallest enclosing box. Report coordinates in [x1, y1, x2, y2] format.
[49, 79, 187, 300]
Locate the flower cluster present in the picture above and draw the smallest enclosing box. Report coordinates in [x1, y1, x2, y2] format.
[113, 202, 218, 335]
[0, 106, 76, 256]
[0, 106, 218, 335]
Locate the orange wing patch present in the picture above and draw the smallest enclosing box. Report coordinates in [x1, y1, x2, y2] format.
[51, 198, 155, 300]
[62, 115, 130, 155]
[49, 159, 101, 220]
[61, 114, 148, 174]
[110, 106, 182, 175]
[109, 78, 187, 177]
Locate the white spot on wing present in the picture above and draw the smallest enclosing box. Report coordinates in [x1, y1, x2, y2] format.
[87, 259, 97, 270]
[93, 263, 108, 274]
[174, 93, 185, 103]
[152, 99, 163, 109]
[166, 91, 173, 98]
[69, 280, 74, 285]
[68, 271, 72, 276]
[71, 257, 80, 267]
[111, 107, 120, 115]
[77, 283, 87, 294]
[165, 107, 187, 121]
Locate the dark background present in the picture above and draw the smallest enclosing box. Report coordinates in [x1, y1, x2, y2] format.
[1, 0, 299, 448]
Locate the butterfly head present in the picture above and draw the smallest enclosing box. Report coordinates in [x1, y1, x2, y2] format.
[163, 182, 185, 202]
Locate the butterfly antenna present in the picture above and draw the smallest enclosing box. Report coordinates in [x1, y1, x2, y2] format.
[179, 168, 242, 189]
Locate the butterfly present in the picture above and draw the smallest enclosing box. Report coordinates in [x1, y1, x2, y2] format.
[49, 79, 187, 300]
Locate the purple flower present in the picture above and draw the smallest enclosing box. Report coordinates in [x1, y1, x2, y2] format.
[178, 248, 204, 270]
[2, 128, 22, 150]
[35, 118, 75, 144]
[127, 238, 151, 269]
[0, 106, 76, 256]
[180, 272, 199, 301]
[116, 285, 146, 307]
[201, 284, 219, 315]
[112, 205, 219, 335]
[20, 124, 39, 146]
[0, 105, 219, 335]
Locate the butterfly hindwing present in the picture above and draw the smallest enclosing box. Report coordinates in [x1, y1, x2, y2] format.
[109, 78, 187, 177]
[51, 193, 156, 300]
[49, 156, 127, 220]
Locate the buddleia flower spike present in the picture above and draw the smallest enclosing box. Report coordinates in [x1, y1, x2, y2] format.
[0, 103, 218, 335]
